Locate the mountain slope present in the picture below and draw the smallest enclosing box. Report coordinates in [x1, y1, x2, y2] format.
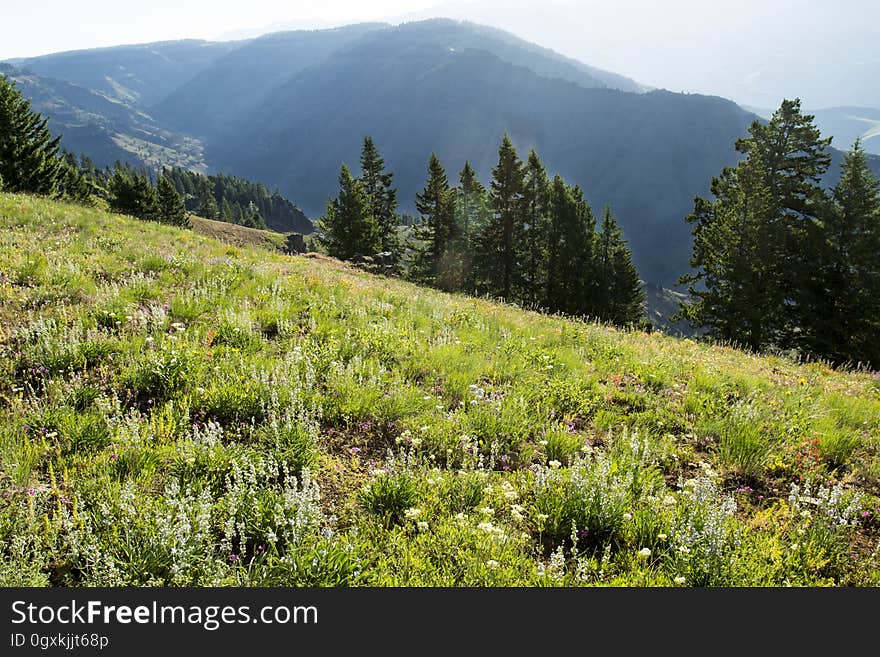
[212, 39, 754, 284]
[10, 40, 238, 107]
[153, 19, 643, 139]
[153, 24, 388, 137]
[0, 63, 206, 171]
[1, 192, 878, 587]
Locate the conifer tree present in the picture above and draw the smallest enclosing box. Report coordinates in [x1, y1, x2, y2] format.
[318, 164, 382, 260]
[410, 154, 458, 288]
[108, 164, 157, 221]
[544, 177, 594, 315]
[359, 136, 400, 258]
[454, 161, 490, 292]
[596, 206, 644, 325]
[521, 150, 551, 307]
[156, 175, 190, 227]
[196, 179, 218, 220]
[475, 134, 524, 300]
[0, 75, 67, 197]
[805, 140, 880, 366]
[679, 99, 831, 349]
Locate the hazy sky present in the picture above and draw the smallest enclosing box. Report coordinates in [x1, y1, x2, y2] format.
[3, 0, 877, 109]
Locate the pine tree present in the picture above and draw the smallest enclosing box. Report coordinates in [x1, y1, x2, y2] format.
[475, 134, 525, 300]
[108, 164, 157, 221]
[359, 136, 400, 259]
[454, 161, 490, 292]
[196, 179, 218, 220]
[596, 206, 644, 326]
[679, 99, 831, 350]
[805, 140, 880, 366]
[521, 150, 551, 307]
[318, 164, 382, 260]
[544, 177, 595, 316]
[0, 75, 66, 197]
[156, 175, 190, 227]
[410, 154, 458, 288]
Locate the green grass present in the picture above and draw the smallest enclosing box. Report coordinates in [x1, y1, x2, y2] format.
[1, 192, 879, 586]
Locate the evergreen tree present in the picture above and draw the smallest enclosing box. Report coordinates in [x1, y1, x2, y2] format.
[596, 206, 644, 325]
[220, 197, 235, 223]
[359, 136, 400, 258]
[679, 99, 831, 350]
[156, 175, 190, 227]
[521, 150, 551, 307]
[544, 177, 594, 316]
[454, 161, 490, 292]
[318, 164, 382, 260]
[0, 75, 66, 197]
[107, 164, 157, 221]
[242, 201, 266, 229]
[196, 179, 218, 220]
[475, 134, 525, 300]
[805, 140, 880, 366]
[410, 154, 458, 288]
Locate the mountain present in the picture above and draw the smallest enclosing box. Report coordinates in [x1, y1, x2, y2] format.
[205, 21, 754, 284]
[153, 24, 388, 137]
[9, 39, 238, 106]
[0, 63, 206, 171]
[154, 20, 643, 138]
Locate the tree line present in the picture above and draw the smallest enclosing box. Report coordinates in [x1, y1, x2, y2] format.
[679, 99, 880, 368]
[319, 135, 646, 327]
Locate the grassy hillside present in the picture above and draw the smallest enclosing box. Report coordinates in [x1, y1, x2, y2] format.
[1, 193, 878, 587]
[189, 215, 290, 252]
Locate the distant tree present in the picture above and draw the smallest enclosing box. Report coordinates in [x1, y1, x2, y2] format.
[0, 75, 74, 198]
[521, 150, 551, 307]
[475, 134, 525, 300]
[318, 164, 382, 260]
[156, 175, 190, 227]
[803, 140, 880, 366]
[108, 164, 157, 221]
[242, 201, 266, 229]
[359, 136, 400, 258]
[196, 178, 218, 220]
[679, 99, 831, 350]
[410, 153, 459, 288]
[596, 206, 645, 325]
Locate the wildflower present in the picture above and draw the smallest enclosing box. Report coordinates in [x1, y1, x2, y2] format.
[479, 506, 495, 516]
[417, 521, 429, 532]
[227, 554, 239, 564]
[404, 507, 422, 519]
[657, 533, 668, 541]
[538, 440, 549, 446]
[674, 576, 687, 585]
[622, 512, 633, 521]
[662, 495, 677, 506]
[486, 560, 499, 569]
[638, 547, 652, 560]
[536, 513, 548, 522]
[548, 460, 562, 469]
[504, 490, 518, 501]
[477, 521, 496, 533]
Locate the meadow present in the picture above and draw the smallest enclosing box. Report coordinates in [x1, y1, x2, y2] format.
[1, 192, 878, 586]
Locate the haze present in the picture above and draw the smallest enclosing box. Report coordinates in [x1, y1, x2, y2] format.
[3, 0, 878, 109]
